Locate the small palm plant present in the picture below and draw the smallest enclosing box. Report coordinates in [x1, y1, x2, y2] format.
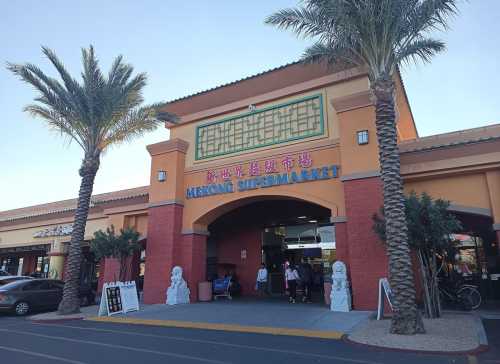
[90, 226, 142, 283]
[8, 46, 175, 314]
[266, 0, 457, 334]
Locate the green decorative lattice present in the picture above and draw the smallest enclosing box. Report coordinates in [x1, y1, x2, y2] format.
[195, 94, 324, 160]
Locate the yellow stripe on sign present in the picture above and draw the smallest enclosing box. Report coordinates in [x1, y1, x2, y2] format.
[87, 316, 344, 340]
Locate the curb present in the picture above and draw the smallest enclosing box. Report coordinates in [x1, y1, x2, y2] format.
[86, 316, 344, 340]
[27, 314, 86, 323]
[343, 335, 489, 356]
[30, 317, 85, 323]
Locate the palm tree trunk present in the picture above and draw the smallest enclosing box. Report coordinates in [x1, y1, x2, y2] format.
[372, 76, 425, 335]
[58, 156, 99, 315]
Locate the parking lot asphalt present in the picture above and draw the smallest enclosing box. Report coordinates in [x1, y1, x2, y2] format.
[0, 313, 485, 364]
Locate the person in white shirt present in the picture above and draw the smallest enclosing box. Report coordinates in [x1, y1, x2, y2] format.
[285, 264, 300, 303]
[256, 263, 268, 296]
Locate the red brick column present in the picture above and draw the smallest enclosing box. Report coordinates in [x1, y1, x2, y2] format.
[180, 233, 207, 302]
[143, 203, 183, 304]
[343, 176, 388, 310]
[334, 221, 349, 263]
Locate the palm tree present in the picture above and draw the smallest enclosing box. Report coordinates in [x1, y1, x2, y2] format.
[266, 0, 457, 334]
[7, 46, 175, 314]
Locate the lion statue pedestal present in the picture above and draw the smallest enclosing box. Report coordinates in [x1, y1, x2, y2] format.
[166, 266, 190, 305]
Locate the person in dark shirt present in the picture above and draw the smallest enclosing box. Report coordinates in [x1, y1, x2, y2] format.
[300, 259, 313, 303]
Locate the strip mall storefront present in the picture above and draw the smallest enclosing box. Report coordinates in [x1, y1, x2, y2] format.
[1, 62, 499, 309]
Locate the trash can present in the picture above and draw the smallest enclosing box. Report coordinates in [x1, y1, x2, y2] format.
[198, 281, 212, 302]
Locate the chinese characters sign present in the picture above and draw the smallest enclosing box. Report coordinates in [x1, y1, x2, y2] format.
[195, 94, 324, 160]
[186, 151, 340, 199]
[204, 152, 314, 184]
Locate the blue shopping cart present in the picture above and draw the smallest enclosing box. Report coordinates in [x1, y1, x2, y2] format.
[212, 276, 232, 300]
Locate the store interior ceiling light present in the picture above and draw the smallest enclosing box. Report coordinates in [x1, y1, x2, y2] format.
[308, 220, 317, 223]
[298, 216, 307, 219]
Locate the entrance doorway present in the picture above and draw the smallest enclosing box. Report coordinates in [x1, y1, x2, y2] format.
[207, 198, 334, 302]
[451, 212, 500, 303]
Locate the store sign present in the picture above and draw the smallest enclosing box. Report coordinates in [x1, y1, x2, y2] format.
[186, 152, 340, 199]
[98, 281, 139, 316]
[33, 224, 73, 238]
[286, 242, 335, 250]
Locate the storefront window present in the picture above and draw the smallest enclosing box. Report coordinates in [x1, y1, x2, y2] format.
[1, 256, 20, 275]
[262, 222, 336, 281]
[34, 256, 50, 278]
[450, 233, 484, 279]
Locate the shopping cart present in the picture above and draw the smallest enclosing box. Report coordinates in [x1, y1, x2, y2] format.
[213, 276, 232, 300]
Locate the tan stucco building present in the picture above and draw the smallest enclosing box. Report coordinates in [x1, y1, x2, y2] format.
[1, 61, 499, 308]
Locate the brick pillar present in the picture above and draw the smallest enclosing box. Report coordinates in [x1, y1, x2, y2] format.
[333, 219, 348, 263]
[143, 138, 189, 304]
[343, 176, 388, 310]
[143, 203, 183, 304]
[181, 233, 208, 302]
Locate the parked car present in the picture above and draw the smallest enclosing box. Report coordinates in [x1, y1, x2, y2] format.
[0, 279, 95, 316]
[0, 276, 32, 286]
[0, 270, 9, 276]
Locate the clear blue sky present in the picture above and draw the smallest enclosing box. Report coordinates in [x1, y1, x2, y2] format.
[1, 1, 499, 211]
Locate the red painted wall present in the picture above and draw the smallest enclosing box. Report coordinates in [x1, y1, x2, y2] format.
[344, 176, 388, 310]
[143, 204, 183, 304]
[215, 227, 261, 296]
[180, 234, 207, 301]
[335, 222, 349, 263]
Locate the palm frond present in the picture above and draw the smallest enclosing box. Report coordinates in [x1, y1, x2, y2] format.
[8, 45, 173, 157]
[41, 47, 87, 107]
[24, 104, 86, 149]
[412, 0, 458, 33]
[302, 41, 359, 67]
[396, 38, 446, 65]
[100, 106, 162, 149]
[265, 7, 331, 39]
[266, 0, 457, 81]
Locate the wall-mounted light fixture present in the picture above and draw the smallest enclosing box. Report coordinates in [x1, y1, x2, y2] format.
[248, 104, 256, 111]
[357, 130, 369, 145]
[157, 170, 167, 182]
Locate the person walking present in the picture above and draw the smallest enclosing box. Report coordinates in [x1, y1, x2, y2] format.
[300, 259, 313, 303]
[256, 263, 268, 297]
[285, 264, 300, 303]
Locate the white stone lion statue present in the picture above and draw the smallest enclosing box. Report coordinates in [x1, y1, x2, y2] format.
[166, 266, 190, 305]
[330, 261, 352, 312]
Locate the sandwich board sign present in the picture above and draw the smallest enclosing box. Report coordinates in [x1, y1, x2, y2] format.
[98, 281, 139, 316]
[120, 281, 140, 313]
[377, 278, 394, 320]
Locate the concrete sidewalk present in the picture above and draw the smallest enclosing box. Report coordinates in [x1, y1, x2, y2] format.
[88, 299, 372, 339]
[27, 300, 488, 353]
